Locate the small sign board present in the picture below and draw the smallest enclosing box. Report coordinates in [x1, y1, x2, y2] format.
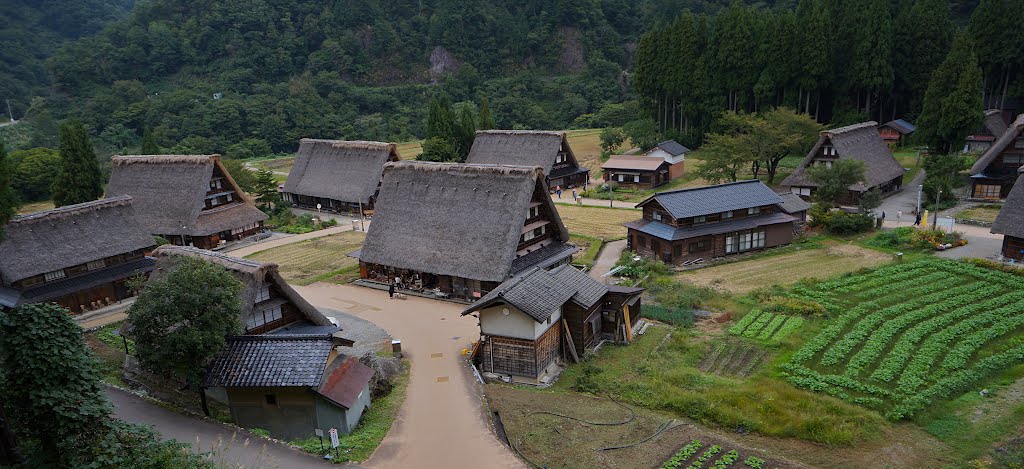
[314, 428, 323, 437]
[329, 428, 339, 448]
[937, 216, 955, 230]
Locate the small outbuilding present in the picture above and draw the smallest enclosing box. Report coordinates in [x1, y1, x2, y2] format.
[281, 139, 401, 215]
[106, 155, 267, 249]
[877, 119, 916, 148]
[462, 264, 643, 383]
[0, 196, 156, 313]
[602, 155, 673, 189]
[203, 334, 372, 441]
[990, 169, 1024, 261]
[644, 140, 689, 179]
[467, 130, 589, 189]
[776, 191, 812, 224]
[964, 109, 1009, 154]
[968, 113, 1024, 200]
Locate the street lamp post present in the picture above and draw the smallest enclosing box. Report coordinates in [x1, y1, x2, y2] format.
[931, 190, 941, 230]
[916, 184, 923, 216]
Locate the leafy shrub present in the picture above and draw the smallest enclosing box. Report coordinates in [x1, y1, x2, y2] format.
[249, 428, 270, 437]
[615, 251, 670, 279]
[573, 363, 604, 393]
[809, 204, 875, 234]
[864, 227, 916, 249]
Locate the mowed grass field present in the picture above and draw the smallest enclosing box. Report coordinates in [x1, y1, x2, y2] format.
[957, 204, 1002, 223]
[246, 231, 366, 285]
[554, 203, 638, 240]
[679, 244, 891, 293]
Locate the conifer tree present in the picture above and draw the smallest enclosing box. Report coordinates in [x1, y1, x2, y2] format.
[796, 0, 829, 116]
[0, 143, 17, 242]
[52, 120, 103, 208]
[917, 31, 984, 155]
[425, 93, 455, 142]
[140, 128, 160, 154]
[478, 95, 495, 130]
[455, 105, 476, 162]
[969, 0, 1024, 109]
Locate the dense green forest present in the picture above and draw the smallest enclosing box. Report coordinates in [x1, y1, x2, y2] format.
[632, 0, 1023, 146]
[1, 0, 135, 118]
[0, 0, 1006, 156]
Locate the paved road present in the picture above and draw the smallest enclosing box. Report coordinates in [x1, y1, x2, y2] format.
[590, 239, 627, 282]
[295, 284, 523, 469]
[107, 386, 350, 468]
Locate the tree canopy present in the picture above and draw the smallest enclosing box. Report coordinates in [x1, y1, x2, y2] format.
[917, 31, 984, 154]
[52, 120, 103, 207]
[0, 143, 17, 241]
[807, 158, 867, 207]
[127, 256, 243, 386]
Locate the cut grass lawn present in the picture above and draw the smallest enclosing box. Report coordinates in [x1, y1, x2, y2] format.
[555, 203, 638, 240]
[957, 205, 1002, 223]
[17, 199, 54, 214]
[569, 234, 603, 268]
[245, 231, 366, 285]
[679, 243, 891, 293]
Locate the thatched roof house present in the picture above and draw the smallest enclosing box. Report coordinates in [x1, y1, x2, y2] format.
[149, 245, 333, 334]
[466, 130, 589, 189]
[282, 139, 401, 214]
[965, 109, 1009, 153]
[990, 169, 1024, 260]
[781, 122, 905, 205]
[358, 161, 577, 300]
[106, 155, 267, 250]
[203, 334, 372, 440]
[968, 114, 1024, 200]
[0, 196, 156, 313]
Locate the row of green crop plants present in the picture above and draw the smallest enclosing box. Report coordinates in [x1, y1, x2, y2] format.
[777, 259, 1024, 420]
[662, 440, 769, 469]
[728, 310, 803, 344]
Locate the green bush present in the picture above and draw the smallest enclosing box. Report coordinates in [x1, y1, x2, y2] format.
[865, 227, 916, 249]
[824, 211, 874, 234]
[573, 363, 604, 393]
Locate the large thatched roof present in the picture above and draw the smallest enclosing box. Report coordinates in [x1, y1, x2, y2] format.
[983, 109, 1009, 139]
[970, 114, 1024, 176]
[991, 171, 1024, 238]
[149, 245, 331, 327]
[781, 122, 905, 192]
[283, 139, 400, 204]
[466, 130, 579, 175]
[0, 196, 155, 284]
[359, 161, 572, 282]
[105, 155, 266, 236]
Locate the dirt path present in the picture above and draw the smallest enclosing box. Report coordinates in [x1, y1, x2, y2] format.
[294, 284, 523, 469]
[590, 239, 627, 281]
[225, 224, 361, 257]
[550, 193, 637, 209]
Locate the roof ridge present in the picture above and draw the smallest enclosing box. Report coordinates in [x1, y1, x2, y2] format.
[155, 245, 268, 269]
[112, 155, 218, 165]
[476, 130, 564, 136]
[227, 334, 334, 342]
[653, 179, 761, 197]
[300, 139, 394, 151]
[384, 161, 542, 175]
[824, 121, 879, 135]
[11, 196, 134, 225]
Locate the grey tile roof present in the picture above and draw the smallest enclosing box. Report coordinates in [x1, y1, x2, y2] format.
[625, 212, 797, 241]
[509, 242, 580, 276]
[776, 192, 812, 214]
[203, 335, 337, 388]
[881, 119, 916, 135]
[655, 140, 690, 156]
[636, 180, 784, 219]
[991, 173, 1024, 238]
[462, 264, 607, 321]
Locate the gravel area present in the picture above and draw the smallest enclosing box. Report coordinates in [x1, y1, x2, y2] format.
[322, 308, 392, 356]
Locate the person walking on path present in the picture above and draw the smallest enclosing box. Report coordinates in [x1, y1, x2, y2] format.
[571, 189, 577, 201]
[897, 209, 902, 223]
[556, 185, 562, 199]
[388, 281, 395, 299]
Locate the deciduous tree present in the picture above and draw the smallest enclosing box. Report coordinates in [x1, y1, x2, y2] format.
[0, 143, 16, 241]
[9, 147, 60, 202]
[807, 158, 866, 207]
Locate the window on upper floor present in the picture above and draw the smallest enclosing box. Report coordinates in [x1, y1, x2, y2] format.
[87, 259, 106, 271]
[748, 207, 761, 215]
[528, 205, 540, 219]
[722, 211, 733, 219]
[652, 211, 663, 222]
[44, 269, 66, 282]
[1015, 138, 1024, 149]
[693, 215, 706, 224]
[255, 286, 271, 303]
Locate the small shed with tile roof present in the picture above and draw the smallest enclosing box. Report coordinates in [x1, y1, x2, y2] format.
[203, 334, 371, 440]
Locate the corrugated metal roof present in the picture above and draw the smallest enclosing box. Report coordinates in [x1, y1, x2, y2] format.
[317, 355, 373, 409]
[636, 180, 784, 219]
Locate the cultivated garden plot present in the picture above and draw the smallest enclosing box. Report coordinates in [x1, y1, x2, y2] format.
[697, 339, 768, 377]
[778, 258, 1024, 419]
[662, 439, 783, 469]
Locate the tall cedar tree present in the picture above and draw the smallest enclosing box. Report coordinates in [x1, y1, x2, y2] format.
[969, 0, 1024, 109]
[0, 303, 117, 466]
[807, 158, 867, 207]
[893, 0, 954, 116]
[140, 128, 160, 154]
[128, 256, 242, 386]
[252, 168, 279, 209]
[420, 93, 461, 162]
[455, 105, 476, 162]
[478, 95, 496, 130]
[917, 31, 984, 155]
[52, 120, 103, 207]
[0, 143, 17, 241]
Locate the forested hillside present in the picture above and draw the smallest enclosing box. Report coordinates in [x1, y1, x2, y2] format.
[0, 0, 134, 118]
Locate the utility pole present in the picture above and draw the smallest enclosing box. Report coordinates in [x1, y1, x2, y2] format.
[931, 190, 941, 230]
[608, 184, 613, 208]
[916, 185, 923, 216]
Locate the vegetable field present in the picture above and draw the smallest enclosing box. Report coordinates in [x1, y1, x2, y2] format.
[779, 258, 1024, 419]
[697, 340, 767, 377]
[729, 310, 804, 343]
[662, 439, 776, 469]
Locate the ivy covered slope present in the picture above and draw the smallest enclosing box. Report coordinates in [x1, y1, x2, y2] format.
[44, 0, 725, 152]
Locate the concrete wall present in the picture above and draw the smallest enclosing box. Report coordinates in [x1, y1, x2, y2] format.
[480, 303, 560, 340]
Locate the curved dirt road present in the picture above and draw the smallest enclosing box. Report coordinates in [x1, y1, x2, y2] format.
[295, 284, 523, 469]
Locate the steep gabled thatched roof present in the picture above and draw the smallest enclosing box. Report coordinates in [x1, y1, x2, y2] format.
[970, 114, 1024, 176]
[781, 122, 905, 192]
[359, 161, 572, 282]
[150, 245, 331, 327]
[984, 109, 1009, 139]
[0, 196, 155, 284]
[991, 171, 1024, 238]
[105, 155, 266, 236]
[283, 139, 401, 204]
[466, 130, 579, 175]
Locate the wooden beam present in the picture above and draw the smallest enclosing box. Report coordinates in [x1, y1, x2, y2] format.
[561, 319, 580, 364]
[623, 305, 634, 343]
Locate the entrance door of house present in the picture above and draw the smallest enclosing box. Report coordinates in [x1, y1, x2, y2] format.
[974, 184, 1001, 199]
